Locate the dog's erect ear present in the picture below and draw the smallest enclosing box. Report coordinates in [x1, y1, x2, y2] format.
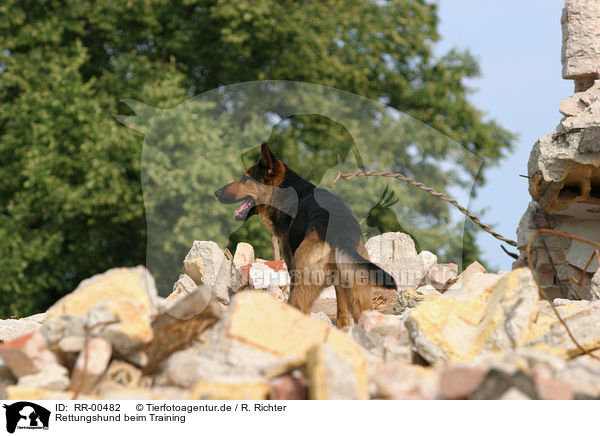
[259, 142, 277, 169]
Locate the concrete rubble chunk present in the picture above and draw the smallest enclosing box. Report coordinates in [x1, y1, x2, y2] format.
[556, 355, 600, 399]
[302, 325, 371, 400]
[372, 362, 439, 400]
[439, 365, 487, 400]
[365, 232, 418, 263]
[57, 336, 85, 354]
[365, 233, 433, 292]
[559, 93, 590, 117]
[183, 241, 232, 304]
[381, 338, 413, 364]
[191, 377, 270, 400]
[103, 360, 142, 389]
[347, 325, 376, 352]
[248, 262, 290, 289]
[160, 300, 302, 388]
[0, 332, 59, 378]
[418, 251, 438, 271]
[22, 313, 47, 324]
[41, 266, 159, 358]
[447, 261, 487, 291]
[9, 225, 600, 401]
[405, 268, 538, 364]
[591, 268, 600, 300]
[266, 284, 289, 302]
[143, 287, 225, 373]
[311, 311, 333, 326]
[69, 337, 112, 395]
[0, 319, 42, 344]
[46, 266, 160, 318]
[85, 297, 153, 356]
[358, 310, 402, 347]
[526, 301, 600, 359]
[562, 0, 600, 89]
[307, 344, 359, 400]
[40, 314, 85, 348]
[232, 242, 255, 269]
[520, 74, 600, 299]
[425, 263, 458, 291]
[167, 274, 197, 305]
[534, 369, 573, 400]
[226, 292, 329, 358]
[397, 285, 441, 313]
[17, 364, 70, 391]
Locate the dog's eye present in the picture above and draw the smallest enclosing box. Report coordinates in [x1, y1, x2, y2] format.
[239, 174, 250, 183]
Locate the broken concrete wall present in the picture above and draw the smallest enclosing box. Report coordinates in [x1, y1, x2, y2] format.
[562, 0, 600, 91]
[516, 0, 600, 300]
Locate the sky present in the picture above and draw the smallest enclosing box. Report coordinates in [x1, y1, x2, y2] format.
[435, 0, 572, 271]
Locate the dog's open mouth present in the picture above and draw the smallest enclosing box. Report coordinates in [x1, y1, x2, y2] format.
[234, 197, 255, 221]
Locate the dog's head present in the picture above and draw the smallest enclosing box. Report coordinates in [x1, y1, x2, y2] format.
[214, 142, 285, 222]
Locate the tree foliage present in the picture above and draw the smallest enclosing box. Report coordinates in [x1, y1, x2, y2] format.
[0, 0, 513, 316]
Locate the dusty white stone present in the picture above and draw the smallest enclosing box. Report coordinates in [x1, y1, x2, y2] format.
[311, 312, 333, 326]
[248, 263, 290, 289]
[364, 234, 431, 291]
[21, 313, 47, 324]
[557, 221, 600, 271]
[381, 337, 413, 363]
[17, 364, 69, 391]
[365, 232, 417, 263]
[0, 332, 59, 378]
[417, 251, 437, 270]
[184, 241, 232, 303]
[447, 261, 486, 291]
[57, 336, 85, 354]
[40, 314, 85, 347]
[0, 319, 41, 343]
[397, 285, 442, 314]
[172, 274, 197, 296]
[406, 269, 537, 364]
[266, 285, 289, 302]
[233, 242, 254, 269]
[358, 311, 402, 347]
[557, 355, 600, 398]
[424, 264, 458, 291]
[560, 94, 589, 117]
[70, 338, 112, 394]
[562, 0, 600, 85]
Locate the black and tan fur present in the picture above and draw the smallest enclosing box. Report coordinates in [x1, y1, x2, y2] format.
[214, 143, 397, 327]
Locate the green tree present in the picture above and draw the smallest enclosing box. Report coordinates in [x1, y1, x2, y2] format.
[0, 0, 513, 317]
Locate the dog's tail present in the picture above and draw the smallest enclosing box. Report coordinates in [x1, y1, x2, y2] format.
[334, 247, 397, 290]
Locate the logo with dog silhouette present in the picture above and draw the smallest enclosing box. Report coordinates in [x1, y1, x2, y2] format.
[3, 402, 50, 433]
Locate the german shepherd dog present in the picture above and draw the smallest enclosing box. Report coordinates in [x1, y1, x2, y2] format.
[214, 143, 397, 327]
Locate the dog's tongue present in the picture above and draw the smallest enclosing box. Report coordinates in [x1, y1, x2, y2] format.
[234, 198, 253, 220]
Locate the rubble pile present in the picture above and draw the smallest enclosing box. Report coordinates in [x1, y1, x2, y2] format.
[516, 0, 600, 300]
[1, 232, 600, 400]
